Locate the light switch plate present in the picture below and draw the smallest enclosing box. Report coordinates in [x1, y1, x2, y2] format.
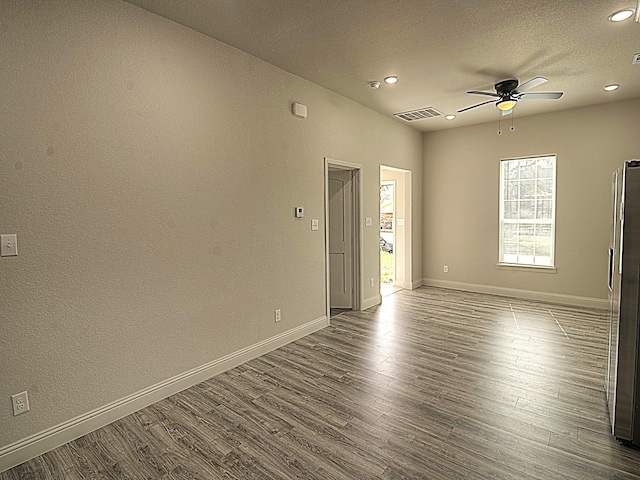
[365, 217, 372, 227]
[311, 219, 319, 231]
[1, 234, 18, 257]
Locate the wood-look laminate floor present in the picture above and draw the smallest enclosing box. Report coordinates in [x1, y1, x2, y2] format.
[3, 287, 640, 479]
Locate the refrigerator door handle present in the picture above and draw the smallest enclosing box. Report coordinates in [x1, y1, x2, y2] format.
[609, 248, 614, 291]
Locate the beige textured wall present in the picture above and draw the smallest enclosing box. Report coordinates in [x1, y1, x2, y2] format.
[0, 1, 422, 448]
[423, 98, 640, 301]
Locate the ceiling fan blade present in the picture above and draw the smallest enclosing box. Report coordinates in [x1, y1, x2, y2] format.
[520, 91, 563, 100]
[467, 90, 500, 98]
[515, 76, 548, 93]
[457, 99, 496, 113]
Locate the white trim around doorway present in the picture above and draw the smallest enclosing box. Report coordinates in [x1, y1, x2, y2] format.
[380, 165, 413, 291]
[324, 157, 363, 320]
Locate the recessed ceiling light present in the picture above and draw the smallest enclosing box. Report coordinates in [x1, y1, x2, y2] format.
[445, 115, 456, 120]
[384, 76, 399, 84]
[609, 9, 634, 22]
[604, 84, 620, 91]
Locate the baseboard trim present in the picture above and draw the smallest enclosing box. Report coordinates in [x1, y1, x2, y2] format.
[393, 279, 422, 290]
[0, 316, 328, 473]
[362, 295, 382, 310]
[421, 279, 607, 309]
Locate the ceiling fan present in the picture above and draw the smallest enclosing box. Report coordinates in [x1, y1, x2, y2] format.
[457, 77, 563, 115]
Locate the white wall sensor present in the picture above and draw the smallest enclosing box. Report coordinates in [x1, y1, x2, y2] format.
[292, 103, 307, 118]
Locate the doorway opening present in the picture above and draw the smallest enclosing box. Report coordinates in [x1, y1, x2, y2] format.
[325, 158, 362, 320]
[380, 180, 400, 297]
[380, 165, 412, 296]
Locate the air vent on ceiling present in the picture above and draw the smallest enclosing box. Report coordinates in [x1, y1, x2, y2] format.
[394, 107, 443, 122]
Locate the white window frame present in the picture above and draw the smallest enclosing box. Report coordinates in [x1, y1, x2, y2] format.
[498, 154, 557, 270]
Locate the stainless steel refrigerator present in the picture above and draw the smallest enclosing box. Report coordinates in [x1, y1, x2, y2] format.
[606, 160, 640, 444]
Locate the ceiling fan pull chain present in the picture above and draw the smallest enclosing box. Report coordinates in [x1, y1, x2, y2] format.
[510, 111, 515, 132]
[498, 111, 502, 135]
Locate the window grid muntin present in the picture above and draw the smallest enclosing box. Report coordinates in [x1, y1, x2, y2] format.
[499, 155, 556, 267]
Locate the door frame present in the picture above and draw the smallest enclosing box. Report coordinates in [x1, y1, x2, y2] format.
[325, 157, 363, 319]
[380, 165, 413, 290]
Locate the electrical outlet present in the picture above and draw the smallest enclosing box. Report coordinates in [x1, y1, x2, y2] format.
[11, 391, 29, 416]
[444, 265, 449, 273]
[274, 309, 281, 323]
[370, 278, 374, 287]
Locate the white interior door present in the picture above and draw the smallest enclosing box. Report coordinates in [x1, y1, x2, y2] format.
[329, 170, 353, 308]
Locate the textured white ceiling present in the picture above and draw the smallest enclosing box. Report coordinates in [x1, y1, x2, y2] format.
[125, 0, 640, 132]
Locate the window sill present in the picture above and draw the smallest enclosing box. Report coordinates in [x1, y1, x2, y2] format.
[496, 263, 557, 274]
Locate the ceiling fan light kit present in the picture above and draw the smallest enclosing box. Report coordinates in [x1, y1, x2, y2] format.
[497, 99, 517, 111]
